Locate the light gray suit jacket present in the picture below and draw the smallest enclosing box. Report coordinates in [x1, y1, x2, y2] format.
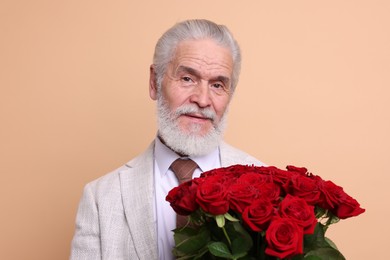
[70, 141, 263, 260]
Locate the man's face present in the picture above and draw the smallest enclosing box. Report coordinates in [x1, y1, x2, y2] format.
[151, 39, 233, 137]
[149, 38, 234, 156]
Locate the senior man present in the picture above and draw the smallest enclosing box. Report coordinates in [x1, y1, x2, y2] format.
[71, 19, 264, 260]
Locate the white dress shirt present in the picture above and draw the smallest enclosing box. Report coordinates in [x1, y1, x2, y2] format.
[153, 137, 221, 260]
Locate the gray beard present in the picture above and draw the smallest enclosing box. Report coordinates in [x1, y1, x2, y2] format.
[156, 96, 227, 157]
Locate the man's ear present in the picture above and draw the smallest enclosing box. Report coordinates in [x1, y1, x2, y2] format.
[149, 65, 158, 101]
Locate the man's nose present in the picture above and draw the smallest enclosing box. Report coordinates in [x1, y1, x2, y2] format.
[189, 81, 211, 108]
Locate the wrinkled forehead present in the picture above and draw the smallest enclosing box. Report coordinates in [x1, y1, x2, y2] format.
[172, 38, 233, 61]
[169, 39, 233, 76]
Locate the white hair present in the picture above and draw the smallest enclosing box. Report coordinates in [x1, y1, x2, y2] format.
[153, 19, 241, 92]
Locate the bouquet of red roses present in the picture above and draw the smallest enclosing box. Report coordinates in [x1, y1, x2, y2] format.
[166, 165, 365, 259]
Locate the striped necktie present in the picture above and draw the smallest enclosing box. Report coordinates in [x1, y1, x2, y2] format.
[170, 158, 198, 227]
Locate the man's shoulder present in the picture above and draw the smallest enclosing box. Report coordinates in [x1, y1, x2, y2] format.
[83, 141, 155, 195]
[220, 141, 265, 167]
[85, 165, 128, 193]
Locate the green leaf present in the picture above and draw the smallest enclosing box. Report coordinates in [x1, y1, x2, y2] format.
[208, 242, 233, 258]
[173, 226, 199, 244]
[304, 223, 329, 250]
[193, 246, 211, 260]
[231, 237, 250, 256]
[216, 214, 225, 228]
[176, 253, 200, 260]
[303, 256, 322, 260]
[291, 254, 306, 260]
[325, 237, 339, 250]
[232, 252, 248, 260]
[305, 247, 345, 260]
[315, 206, 327, 219]
[174, 227, 210, 255]
[224, 212, 240, 222]
[326, 213, 340, 226]
[230, 222, 253, 254]
[303, 223, 346, 260]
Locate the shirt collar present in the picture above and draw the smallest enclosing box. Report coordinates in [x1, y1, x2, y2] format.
[154, 137, 220, 177]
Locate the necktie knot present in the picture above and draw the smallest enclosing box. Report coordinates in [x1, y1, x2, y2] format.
[170, 158, 198, 184]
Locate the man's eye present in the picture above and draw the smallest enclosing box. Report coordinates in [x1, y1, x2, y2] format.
[182, 77, 192, 82]
[212, 83, 223, 89]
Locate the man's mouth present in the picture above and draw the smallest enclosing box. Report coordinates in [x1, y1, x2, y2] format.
[181, 113, 213, 122]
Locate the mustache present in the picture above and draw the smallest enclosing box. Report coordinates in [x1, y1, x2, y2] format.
[174, 105, 217, 121]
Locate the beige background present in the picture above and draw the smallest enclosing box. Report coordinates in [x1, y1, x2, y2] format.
[1, 0, 389, 259]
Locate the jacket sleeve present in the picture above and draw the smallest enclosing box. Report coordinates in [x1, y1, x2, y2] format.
[70, 183, 101, 259]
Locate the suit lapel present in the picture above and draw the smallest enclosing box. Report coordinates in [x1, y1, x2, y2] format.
[220, 141, 244, 166]
[119, 142, 158, 260]
[219, 141, 264, 167]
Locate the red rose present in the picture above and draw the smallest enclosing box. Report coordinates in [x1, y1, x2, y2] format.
[227, 164, 258, 177]
[265, 217, 304, 259]
[318, 180, 347, 210]
[196, 175, 229, 215]
[166, 180, 199, 215]
[227, 182, 258, 213]
[257, 166, 293, 188]
[286, 165, 308, 175]
[288, 174, 322, 205]
[335, 194, 366, 219]
[242, 198, 275, 232]
[237, 172, 272, 186]
[201, 167, 230, 178]
[257, 182, 281, 204]
[201, 164, 249, 179]
[278, 194, 317, 234]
